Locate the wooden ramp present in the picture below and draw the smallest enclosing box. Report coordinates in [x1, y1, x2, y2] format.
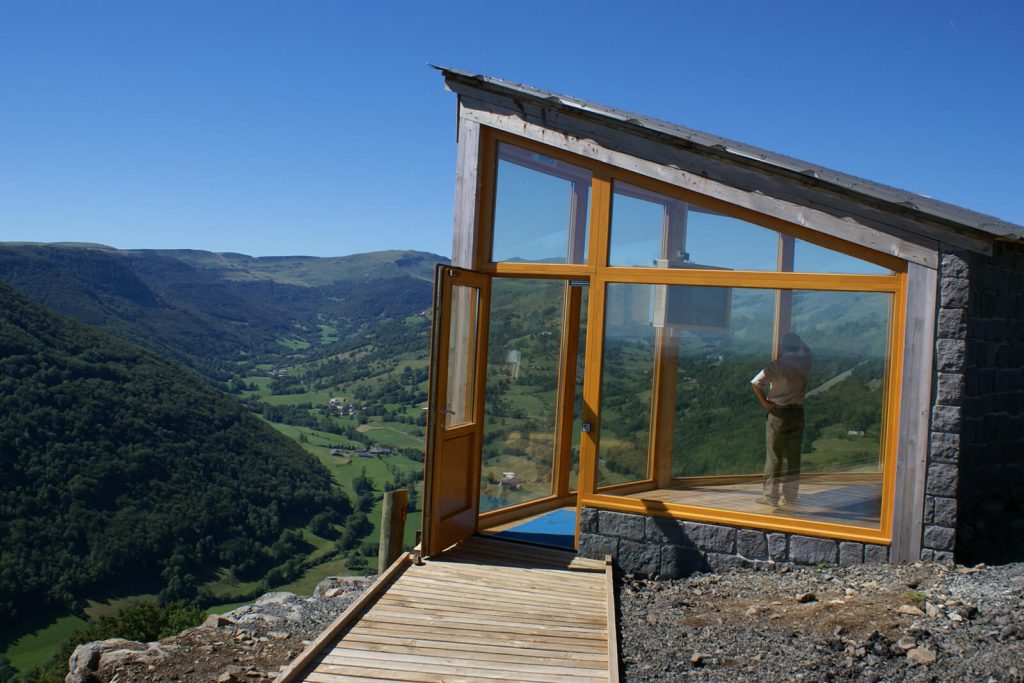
[278, 536, 617, 683]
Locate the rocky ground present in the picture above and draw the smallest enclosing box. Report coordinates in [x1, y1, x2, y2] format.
[620, 560, 1024, 682]
[65, 577, 371, 683]
[67, 561, 1023, 683]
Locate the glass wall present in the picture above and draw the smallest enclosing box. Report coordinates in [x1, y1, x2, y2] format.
[596, 282, 892, 528]
[596, 283, 656, 487]
[479, 279, 565, 511]
[608, 181, 891, 274]
[480, 131, 904, 539]
[491, 143, 591, 264]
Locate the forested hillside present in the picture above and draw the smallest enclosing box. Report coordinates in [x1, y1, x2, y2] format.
[0, 281, 348, 624]
[0, 245, 442, 383]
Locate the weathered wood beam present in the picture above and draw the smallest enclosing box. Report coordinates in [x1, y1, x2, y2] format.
[452, 85, 995, 265]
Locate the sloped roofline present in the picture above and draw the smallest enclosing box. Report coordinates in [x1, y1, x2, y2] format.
[435, 66, 1023, 243]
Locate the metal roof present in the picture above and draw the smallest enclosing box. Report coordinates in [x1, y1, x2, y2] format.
[436, 66, 1023, 242]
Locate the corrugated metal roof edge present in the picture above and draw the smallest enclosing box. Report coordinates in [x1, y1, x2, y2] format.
[434, 66, 1024, 243]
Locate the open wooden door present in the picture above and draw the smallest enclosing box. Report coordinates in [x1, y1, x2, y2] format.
[422, 265, 490, 557]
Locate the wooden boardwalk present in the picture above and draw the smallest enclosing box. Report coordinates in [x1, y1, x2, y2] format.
[278, 536, 616, 683]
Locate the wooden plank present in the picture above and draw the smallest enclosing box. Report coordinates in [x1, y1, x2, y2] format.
[382, 581, 602, 610]
[356, 611, 607, 642]
[335, 634, 608, 664]
[376, 594, 605, 625]
[362, 606, 607, 636]
[395, 574, 603, 610]
[451, 115, 481, 269]
[445, 537, 605, 570]
[350, 619, 607, 650]
[415, 558, 605, 587]
[303, 674, 418, 683]
[313, 659, 606, 683]
[276, 552, 411, 683]
[306, 669, 485, 683]
[890, 261, 937, 562]
[378, 591, 604, 625]
[455, 91, 972, 263]
[321, 648, 607, 677]
[341, 624, 609, 654]
[605, 555, 620, 683]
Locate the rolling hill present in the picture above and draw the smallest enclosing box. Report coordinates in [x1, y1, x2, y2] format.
[0, 280, 347, 624]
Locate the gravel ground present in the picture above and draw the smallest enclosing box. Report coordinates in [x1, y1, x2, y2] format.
[619, 560, 1024, 682]
[69, 561, 1024, 682]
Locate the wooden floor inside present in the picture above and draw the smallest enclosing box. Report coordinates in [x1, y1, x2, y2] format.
[287, 536, 614, 682]
[627, 476, 883, 529]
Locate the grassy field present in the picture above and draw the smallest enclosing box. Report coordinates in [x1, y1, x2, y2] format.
[3, 614, 87, 672]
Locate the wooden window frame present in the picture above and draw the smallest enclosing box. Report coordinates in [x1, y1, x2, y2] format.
[475, 127, 907, 545]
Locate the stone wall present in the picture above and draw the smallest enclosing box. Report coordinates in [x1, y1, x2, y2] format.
[922, 249, 970, 564]
[956, 242, 1024, 564]
[577, 508, 889, 578]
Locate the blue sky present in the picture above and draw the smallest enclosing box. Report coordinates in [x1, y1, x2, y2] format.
[1, 1, 1022, 258]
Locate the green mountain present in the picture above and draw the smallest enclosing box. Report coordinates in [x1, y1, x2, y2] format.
[0, 245, 444, 383]
[0, 281, 347, 623]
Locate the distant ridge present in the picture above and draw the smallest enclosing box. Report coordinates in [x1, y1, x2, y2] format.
[0, 280, 344, 621]
[0, 244, 448, 381]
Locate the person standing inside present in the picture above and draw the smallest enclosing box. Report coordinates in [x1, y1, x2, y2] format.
[751, 332, 812, 508]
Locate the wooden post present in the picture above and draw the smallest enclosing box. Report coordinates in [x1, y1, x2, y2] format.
[378, 489, 409, 574]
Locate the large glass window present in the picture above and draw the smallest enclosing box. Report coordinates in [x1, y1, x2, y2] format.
[598, 282, 892, 529]
[479, 279, 565, 511]
[479, 132, 904, 541]
[608, 181, 891, 274]
[491, 143, 591, 264]
[596, 283, 656, 487]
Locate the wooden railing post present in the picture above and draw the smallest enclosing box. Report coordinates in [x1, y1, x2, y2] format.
[378, 488, 408, 574]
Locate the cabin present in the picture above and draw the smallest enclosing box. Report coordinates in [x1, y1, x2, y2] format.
[420, 67, 1024, 575]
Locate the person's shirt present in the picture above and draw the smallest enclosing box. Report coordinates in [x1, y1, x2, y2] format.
[751, 351, 812, 406]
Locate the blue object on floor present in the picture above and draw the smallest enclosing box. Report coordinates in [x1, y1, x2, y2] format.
[493, 508, 577, 548]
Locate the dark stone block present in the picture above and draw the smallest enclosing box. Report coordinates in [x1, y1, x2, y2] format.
[864, 544, 889, 564]
[935, 339, 967, 372]
[645, 515, 688, 546]
[736, 529, 768, 560]
[929, 432, 960, 462]
[936, 373, 965, 406]
[923, 525, 955, 551]
[789, 536, 837, 565]
[937, 307, 967, 339]
[926, 462, 958, 497]
[599, 510, 645, 541]
[838, 542, 864, 566]
[579, 507, 599, 534]
[683, 522, 736, 553]
[659, 544, 706, 578]
[617, 539, 660, 577]
[932, 550, 954, 565]
[577, 532, 617, 561]
[705, 552, 749, 572]
[931, 405, 962, 434]
[767, 533, 788, 562]
[941, 276, 969, 309]
[941, 252, 969, 279]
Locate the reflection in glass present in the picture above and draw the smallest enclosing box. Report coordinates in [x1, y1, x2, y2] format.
[444, 284, 479, 428]
[667, 287, 890, 528]
[608, 181, 892, 275]
[479, 279, 564, 511]
[492, 143, 591, 264]
[596, 284, 656, 487]
[596, 281, 892, 529]
[569, 286, 588, 492]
